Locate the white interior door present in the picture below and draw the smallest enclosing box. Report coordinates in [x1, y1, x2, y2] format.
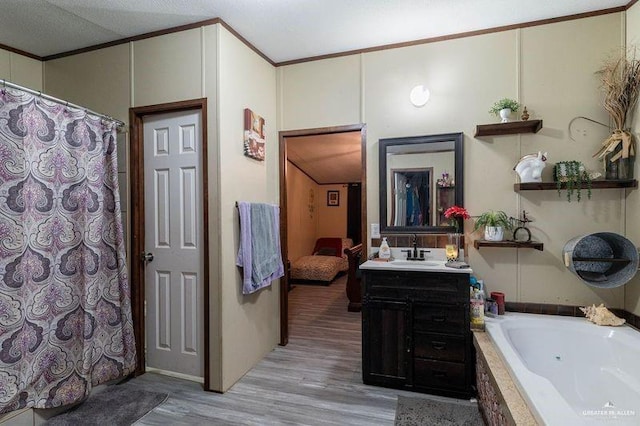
[143, 110, 203, 380]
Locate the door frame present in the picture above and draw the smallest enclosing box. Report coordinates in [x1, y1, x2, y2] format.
[129, 98, 210, 389]
[278, 123, 367, 345]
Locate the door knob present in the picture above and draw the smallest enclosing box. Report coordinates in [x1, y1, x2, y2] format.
[141, 252, 154, 263]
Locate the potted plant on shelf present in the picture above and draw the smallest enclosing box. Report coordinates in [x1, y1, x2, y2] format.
[553, 161, 592, 202]
[474, 210, 513, 241]
[489, 98, 521, 123]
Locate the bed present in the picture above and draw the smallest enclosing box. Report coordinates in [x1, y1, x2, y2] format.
[289, 237, 353, 284]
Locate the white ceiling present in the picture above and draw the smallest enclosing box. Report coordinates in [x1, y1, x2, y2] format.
[0, 0, 629, 62]
[287, 132, 362, 184]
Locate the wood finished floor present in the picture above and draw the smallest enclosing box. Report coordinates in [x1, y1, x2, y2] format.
[130, 276, 416, 425]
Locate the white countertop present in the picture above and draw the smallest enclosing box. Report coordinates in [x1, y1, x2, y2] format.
[360, 259, 472, 274]
[360, 248, 472, 274]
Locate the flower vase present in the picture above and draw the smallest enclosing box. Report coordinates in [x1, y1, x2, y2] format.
[605, 149, 619, 180]
[602, 131, 635, 180]
[618, 156, 634, 180]
[446, 233, 460, 261]
[499, 108, 512, 123]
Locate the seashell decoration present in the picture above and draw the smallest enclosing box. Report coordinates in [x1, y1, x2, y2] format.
[579, 304, 626, 326]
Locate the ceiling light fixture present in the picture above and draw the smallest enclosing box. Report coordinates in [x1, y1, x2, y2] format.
[410, 85, 430, 107]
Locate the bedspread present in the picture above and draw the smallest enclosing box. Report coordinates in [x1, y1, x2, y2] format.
[290, 255, 348, 282]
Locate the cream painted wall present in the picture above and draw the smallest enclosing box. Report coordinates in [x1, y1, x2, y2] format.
[0, 50, 9, 79]
[43, 23, 277, 393]
[217, 26, 278, 391]
[202, 24, 222, 391]
[10, 53, 42, 90]
[515, 14, 624, 308]
[0, 49, 42, 90]
[45, 44, 130, 122]
[286, 165, 348, 261]
[280, 55, 362, 130]
[364, 31, 519, 264]
[279, 13, 628, 309]
[287, 162, 319, 261]
[132, 29, 202, 106]
[625, 3, 640, 316]
[318, 184, 348, 238]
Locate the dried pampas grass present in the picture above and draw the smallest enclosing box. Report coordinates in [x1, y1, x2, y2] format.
[598, 50, 640, 130]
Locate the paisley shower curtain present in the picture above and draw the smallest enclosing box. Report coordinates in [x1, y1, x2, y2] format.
[0, 88, 135, 414]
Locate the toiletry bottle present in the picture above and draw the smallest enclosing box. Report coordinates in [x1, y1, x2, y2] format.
[379, 237, 391, 260]
[490, 292, 505, 315]
[470, 284, 485, 331]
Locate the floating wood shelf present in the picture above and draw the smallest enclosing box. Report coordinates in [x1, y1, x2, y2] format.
[474, 240, 544, 251]
[474, 120, 542, 137]
[514, 179, 638, 191]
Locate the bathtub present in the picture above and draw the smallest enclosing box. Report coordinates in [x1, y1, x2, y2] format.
[485, 313, 640, 425]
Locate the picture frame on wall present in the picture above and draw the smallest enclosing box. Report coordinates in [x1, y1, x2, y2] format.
[327, 190, 340, 206]
[243, 108, 265, 161]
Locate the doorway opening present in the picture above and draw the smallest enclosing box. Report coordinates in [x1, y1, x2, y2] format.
[129, 99, 210, 389]
[278, 124, 367, 345]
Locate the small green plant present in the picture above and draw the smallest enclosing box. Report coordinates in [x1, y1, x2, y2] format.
[553, 161, 592, 202]
[473, 210, 513, 232]
[489, 98, 521, 116]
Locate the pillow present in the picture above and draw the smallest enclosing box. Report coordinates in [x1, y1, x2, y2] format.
[315, 247, 337, 256]
[313, 238, 343, 257]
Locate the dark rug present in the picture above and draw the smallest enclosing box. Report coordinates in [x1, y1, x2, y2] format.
[395, 395, 484, 426]
[45, 382, 168, 426]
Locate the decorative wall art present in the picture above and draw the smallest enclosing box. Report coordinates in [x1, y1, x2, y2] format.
[514, 151, 547, 183]
[243, 108, 265, 161]
[327, 190, 340, 206]
[308, 188, 315, 218]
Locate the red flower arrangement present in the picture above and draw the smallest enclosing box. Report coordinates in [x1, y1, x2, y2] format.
[444, 206, 469, 232]
[444, 206, 470, 220]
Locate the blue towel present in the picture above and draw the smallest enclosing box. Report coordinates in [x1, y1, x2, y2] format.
[236, 202, 284, 294]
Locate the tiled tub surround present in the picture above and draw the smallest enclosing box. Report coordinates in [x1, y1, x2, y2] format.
[484, 313, 640, 425]
[474, 332, 537, 425]
[505, 301, 640, 330]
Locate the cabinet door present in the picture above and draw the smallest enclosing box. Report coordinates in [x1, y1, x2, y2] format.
[362, 299, 410, 386]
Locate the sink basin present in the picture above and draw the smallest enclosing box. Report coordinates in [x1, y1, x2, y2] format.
[391, 260, 439, 266]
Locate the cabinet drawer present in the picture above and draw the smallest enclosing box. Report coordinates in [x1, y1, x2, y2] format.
[364, 271, 468, 303]
[413, 359, 467, 390]
[414, 333, 465, 362]
[413, 305, 466, 334]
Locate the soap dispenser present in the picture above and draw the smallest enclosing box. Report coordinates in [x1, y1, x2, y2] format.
[379, 237, 391, 260]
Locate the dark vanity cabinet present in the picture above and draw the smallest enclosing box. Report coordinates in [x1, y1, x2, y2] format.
[362, 270, 474, 399]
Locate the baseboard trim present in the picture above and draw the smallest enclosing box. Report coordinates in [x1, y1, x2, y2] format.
[145, 367, 204, 384]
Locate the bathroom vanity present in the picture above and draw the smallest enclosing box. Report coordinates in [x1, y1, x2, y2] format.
[360, 259, 474, 399]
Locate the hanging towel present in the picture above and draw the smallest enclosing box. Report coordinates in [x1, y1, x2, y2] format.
[236, 202, 285, 294]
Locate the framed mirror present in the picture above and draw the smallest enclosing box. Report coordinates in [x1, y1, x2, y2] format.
[379, 132, 463, 233]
